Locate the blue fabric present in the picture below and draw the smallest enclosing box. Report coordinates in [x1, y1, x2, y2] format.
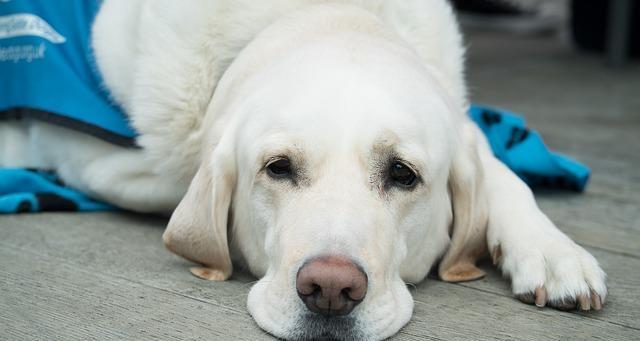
[0, 169, 114, 213]
[469, 105, 590, 191]
[0, 0, 137, 146]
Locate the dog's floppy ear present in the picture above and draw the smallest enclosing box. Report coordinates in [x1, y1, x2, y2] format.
[439, 121, 489, 282]
[163, 148, 235, 281]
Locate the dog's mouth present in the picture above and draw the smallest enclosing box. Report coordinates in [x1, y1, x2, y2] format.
[248, 270, 415, 341]
[288, 314, 365, 341]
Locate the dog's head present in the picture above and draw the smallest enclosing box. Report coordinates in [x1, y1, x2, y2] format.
[164, 5, 487, 340]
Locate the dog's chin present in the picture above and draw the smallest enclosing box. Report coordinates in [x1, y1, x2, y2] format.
[247, 275, 414, 340]
[291, 314, 364, 341]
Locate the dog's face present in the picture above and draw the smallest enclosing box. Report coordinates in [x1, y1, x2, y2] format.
[164, 30, 484, 340]
[235, 52, 457, 339]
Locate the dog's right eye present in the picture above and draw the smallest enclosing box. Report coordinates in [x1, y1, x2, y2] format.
[266, 158, 292, 179]
[388, 161, 418, 189]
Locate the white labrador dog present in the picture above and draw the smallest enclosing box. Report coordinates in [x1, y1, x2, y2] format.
[1, 0, 607, 340]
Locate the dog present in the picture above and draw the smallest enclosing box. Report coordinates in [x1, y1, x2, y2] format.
[0, 1, 607, 340]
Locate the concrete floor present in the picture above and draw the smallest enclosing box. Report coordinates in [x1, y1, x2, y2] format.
[1, 30, 639, 340]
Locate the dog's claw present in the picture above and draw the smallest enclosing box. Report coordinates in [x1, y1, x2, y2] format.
[591, 292, 603, 311]
[534, 287, 547, 307]
[577, 294, 591, 311]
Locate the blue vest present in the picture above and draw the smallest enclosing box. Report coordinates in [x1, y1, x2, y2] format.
[0, 0, 137, 146]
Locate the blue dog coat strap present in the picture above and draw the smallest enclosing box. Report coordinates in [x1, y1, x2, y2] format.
[0, 0, 137, 147]
[469, 105, 590, 191]
[0, 169, 115, 213]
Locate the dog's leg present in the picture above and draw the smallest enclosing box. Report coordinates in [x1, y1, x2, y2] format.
[17, 122, 187, 213]
[70, 149, 188, 213]
[474, 123, 607, 311]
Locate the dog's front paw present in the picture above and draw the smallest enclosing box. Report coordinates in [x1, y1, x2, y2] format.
[493, 234, 607, 311]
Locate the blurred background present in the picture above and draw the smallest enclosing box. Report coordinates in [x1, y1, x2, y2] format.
[453, 0, 639, 153]
[453, 0, 639, 66]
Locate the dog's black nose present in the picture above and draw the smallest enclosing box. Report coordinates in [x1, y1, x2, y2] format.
[296, 255, 368, 317]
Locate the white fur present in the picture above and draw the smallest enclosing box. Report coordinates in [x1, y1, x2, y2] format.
[0, 1, 606, 340]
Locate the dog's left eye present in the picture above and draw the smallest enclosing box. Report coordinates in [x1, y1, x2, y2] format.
[266, 158, 292, 179]
[389, 161, 418, 188]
